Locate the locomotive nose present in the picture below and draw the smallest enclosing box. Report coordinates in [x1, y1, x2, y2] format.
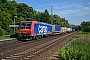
[18, 29, 31, 39]
[19, 29, 31, 34]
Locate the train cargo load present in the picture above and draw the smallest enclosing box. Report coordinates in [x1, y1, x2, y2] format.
[61, 27, 67, 33]
[52, 25, 61, 35]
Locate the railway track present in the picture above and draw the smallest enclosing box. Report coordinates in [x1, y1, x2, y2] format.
[0, 39, 22, 49]
[0, 33, 63, 59]
[0, 32, 77, 60]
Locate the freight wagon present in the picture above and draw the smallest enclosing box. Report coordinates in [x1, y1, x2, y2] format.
[67, 28, 72, 33]
[52, 25, 61, 35]
[61, 27, 67, 33]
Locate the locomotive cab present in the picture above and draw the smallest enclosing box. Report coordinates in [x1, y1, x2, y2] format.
[20, 22, 32, 34]
[18, 20, 37, 40]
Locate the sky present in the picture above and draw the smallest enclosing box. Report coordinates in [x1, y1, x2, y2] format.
[16, 0, 90, 25]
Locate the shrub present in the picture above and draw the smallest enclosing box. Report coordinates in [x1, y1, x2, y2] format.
[4, 27, 13, 35]
[0, 26, 5, 36]
[59, 33, 90, 60]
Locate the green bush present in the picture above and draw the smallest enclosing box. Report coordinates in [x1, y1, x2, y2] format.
[59, 46, 90, 60]
[0, 26, 5, 36]
[4, 27, 14, 35]
[81, 21, 90, 32]
[59, 33, 90, 60]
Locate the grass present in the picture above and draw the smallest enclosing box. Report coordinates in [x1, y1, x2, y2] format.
[58, 31, 90, 60]
[0, 35, 10, 40]
[0, 33, 18, 40]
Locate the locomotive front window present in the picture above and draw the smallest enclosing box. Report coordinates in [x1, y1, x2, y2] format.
[20, 22, 26, 29]
[20, 22, 32, 29]
[26, 23, 32, 29]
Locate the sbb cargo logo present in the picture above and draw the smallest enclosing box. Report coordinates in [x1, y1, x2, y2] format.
[38, 25, 48, 33]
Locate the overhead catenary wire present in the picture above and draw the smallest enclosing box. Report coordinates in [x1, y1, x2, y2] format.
[45, 0, 52, 7]
[36, 0, 53, 24]
[36, 0, 67, 25]
[36, 0, 50, 11]
[45, 0, 53, 14]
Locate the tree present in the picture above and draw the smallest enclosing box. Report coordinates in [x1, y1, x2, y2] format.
[35, 11, 41, 21]
[15, 16, 25, 25]
[0, 10, 13, 29]
[35, 9, 50, 23]
[0, 10, 13, 35]
[17, 3, 35, 19]
[81, 21, 90, 32]
[1, 0, 7, 3]
[0, 2, 17, 17]
[50, 14, 70, 27]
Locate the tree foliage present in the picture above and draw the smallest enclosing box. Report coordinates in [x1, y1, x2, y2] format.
[0, 10, 13, 29]
[51, 15, 70, 27]
[0, 26, 5, 36]
[0, 0, 17, 18]
[0, 10, 13, 35]
[81, 21, 90, 32]
[17, 3, 35, 19]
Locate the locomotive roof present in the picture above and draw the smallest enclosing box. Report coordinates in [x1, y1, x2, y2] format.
[21, 19, 52, 25]
[21, 21, 35, 22]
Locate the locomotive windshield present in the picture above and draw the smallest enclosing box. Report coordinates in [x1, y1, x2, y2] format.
[20, 22, 32, 29]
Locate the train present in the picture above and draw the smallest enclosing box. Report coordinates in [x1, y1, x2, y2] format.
[18, 18, 74, 40]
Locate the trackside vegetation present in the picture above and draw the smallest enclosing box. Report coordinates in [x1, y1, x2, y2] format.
[59, 31, 90, 60]
[0, 35, 10, 40]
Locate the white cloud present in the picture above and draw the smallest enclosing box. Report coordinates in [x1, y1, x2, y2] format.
[62, 4, 74, 8]
[75, 5, 83, 8]
[54, 4, 90, 17]
[61, 3, 82, 8]
[83, 7, 90, 11]
[36, 2, 90, 17]
[59, 10, 74, 15]
[53, 6, 61, 11]
[88, 2, 90, 5]
[36, 5, 44, 7]
[75, 7, 90, 16]
[54, 6, 61, 10]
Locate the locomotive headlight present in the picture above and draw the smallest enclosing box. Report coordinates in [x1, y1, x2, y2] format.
[20, 32, 22, 33]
